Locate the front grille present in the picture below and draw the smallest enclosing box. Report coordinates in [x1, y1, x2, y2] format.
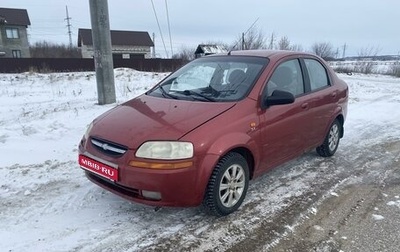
[90, 137, 128, 157]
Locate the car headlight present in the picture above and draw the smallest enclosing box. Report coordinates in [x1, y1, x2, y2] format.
[136, 141, 193, 160]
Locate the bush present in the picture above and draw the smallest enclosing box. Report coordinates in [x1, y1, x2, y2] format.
[30, 41, 81, 58]
[333, 66, 353, 75]
[387, 64, 400, 77]
[354, 61, 376, 74]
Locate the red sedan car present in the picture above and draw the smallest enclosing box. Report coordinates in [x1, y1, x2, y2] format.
[78, 50, 348, 216]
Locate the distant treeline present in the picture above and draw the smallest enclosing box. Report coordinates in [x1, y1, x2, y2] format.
[335, 55, 400, 62]
[30, 41, 81, 58]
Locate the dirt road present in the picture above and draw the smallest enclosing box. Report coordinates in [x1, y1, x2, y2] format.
[134, 139, 400, 252]
[266, 140, 400, 252]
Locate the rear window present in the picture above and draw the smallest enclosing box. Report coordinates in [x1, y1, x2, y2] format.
[304, 59, 330, 91]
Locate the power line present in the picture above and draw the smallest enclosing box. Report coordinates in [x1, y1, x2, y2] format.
[231, 18, 259, 51]
[165, 0, 173, 56]
[151, 0, 168, 58]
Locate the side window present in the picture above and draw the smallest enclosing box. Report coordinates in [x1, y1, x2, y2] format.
[267, 59, 304, 96]
[304, 59, 329, 91]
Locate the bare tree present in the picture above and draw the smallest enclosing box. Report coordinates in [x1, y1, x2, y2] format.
[277, 36, 291, 50]
[358, 46, 381, 58]
[30, 41, 81, 58]
[232, 26, 267, 50]
[311, 42, 335, 59]
[354, 46, 381, 74]
[275, 36, 303, 51]
[171, 45, 196, 61]
[289, 44, 303, 52]
[388, 64, 400, 77]
[268, 32, 276, 50]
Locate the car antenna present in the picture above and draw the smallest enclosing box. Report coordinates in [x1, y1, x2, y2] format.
[228, 17, 259, 55]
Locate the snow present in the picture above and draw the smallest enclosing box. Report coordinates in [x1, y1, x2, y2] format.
[330, 192, 339, 197]
[1, 68, 400, 251]
[387, 200, 400, 208]
[197, 44, 228, 54]
[372, 214, 385, 221]
[0, 69, 167, 167]
[313, 225, 324, 231]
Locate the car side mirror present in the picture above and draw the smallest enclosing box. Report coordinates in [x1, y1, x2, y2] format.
[263, 90, 295, 108]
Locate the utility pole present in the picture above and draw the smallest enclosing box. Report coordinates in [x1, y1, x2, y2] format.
[242, 33, 245, 50]
[241, 18, 258, 51]
[89, 0, 116, 105]
[342, 43, 347, 59]
[65, 6, 73, 49]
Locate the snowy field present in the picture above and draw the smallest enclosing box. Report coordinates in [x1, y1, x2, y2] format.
[1, 69, 400, 251]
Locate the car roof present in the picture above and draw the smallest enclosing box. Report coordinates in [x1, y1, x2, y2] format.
[209, 49, 319, 60]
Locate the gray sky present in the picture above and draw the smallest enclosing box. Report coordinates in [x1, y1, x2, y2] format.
[2, 0, 399, 57]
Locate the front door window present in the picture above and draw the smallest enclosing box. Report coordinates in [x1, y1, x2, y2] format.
[267, 59, 304, 96]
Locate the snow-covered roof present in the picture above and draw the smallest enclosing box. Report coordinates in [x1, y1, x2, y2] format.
[195, 44, 228, 55]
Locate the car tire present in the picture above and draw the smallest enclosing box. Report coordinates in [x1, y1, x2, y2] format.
[316, 119, 341, 157]
[203, 152, 249, 217]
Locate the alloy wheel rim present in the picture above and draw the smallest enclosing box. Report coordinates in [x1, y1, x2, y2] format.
[219, 164, 245, 208]
[328, 124, 339, 151]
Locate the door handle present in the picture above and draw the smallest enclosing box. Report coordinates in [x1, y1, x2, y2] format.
[331, 92, 337, 98]
[301, 103, 309, 109]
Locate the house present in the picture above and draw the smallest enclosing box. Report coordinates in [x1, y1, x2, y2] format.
[194, 44, 228, 58]
[0, 7, 31, 58]
[78, 28, 154, 59]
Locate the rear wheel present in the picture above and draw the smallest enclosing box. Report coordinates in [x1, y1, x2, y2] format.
[316, 119, 341, 157]
[203, 152, 249, 216]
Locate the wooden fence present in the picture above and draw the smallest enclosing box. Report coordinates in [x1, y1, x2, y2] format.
[0, 58, 187, 73]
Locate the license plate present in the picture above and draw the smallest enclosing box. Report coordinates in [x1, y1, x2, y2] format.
[79, 155, 118, 181]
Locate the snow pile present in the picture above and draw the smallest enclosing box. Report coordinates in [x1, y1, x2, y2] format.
[0, 69, 167, 167]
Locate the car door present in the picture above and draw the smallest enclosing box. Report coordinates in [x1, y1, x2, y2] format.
[301, 58, 338, 147]
[258, 59, 314, 171]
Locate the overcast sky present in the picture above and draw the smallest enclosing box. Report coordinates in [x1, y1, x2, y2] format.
[2, 0, 399, 58]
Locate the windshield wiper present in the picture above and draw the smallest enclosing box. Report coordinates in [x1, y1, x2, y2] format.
[159, 85, 179, 99]
[175, 90, 216, 102]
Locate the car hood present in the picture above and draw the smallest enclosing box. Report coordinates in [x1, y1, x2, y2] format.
[90, 95, 235, 148]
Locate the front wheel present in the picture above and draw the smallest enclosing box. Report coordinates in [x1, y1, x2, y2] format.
[316, 119, 342, 157]
[203, 152, 249, 216]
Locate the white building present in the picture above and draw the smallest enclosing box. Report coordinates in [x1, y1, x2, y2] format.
[78, 28, 154, 59]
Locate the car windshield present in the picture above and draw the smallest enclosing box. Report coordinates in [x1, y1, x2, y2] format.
[147, 56, 269, 102]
